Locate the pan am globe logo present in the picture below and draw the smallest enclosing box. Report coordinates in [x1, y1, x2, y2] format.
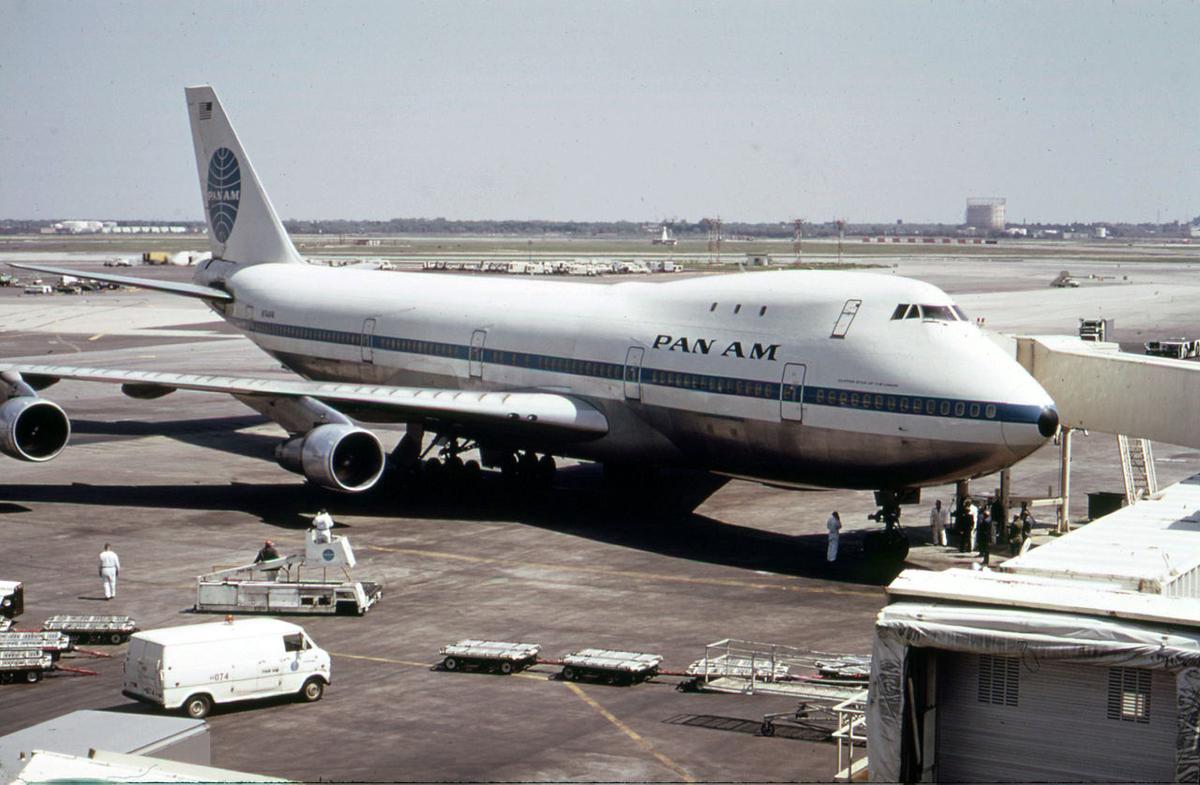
[206, 147, 241, 243]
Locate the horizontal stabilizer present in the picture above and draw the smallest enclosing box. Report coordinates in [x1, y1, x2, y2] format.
[5, 263, 233, 301]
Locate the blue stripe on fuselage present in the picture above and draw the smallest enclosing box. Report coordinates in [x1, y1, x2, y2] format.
[234, 317, 1044, 426]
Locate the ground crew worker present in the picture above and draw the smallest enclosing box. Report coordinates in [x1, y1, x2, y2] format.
[255, 540, 280, 563]
[98, 543, 120, 600]
[966, 499, 979, 551]
[312, 509, 334, 544]
[929, 500, 948, 546]
[826, 511, 842, 563]
[978, 511, 993, 566]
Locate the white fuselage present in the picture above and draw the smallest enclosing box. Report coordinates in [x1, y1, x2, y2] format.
[196, 261, 1057, 490]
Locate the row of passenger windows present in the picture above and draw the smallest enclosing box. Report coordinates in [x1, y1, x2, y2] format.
[642, 369, 777, 398]
[251, 320, 998, 419]
[813, 388, 998, 419]
[890, 303, 968, 321]
[496, 351, 623, 379]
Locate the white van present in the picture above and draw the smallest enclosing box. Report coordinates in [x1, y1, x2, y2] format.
[122, 618, 330, 718]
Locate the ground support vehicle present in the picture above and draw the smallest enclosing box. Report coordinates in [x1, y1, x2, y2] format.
[122, 617, 330, 719]
[559, 649, 662, 685]
[195, 532, 380, 616]
[0, 631, 73, 660]
[439, 640, 541, 674]
[0, 580, 23, 621]
[42, 615, 138, 645]
[0, 649, 53, 683]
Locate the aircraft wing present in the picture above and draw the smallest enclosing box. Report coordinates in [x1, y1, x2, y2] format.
[0, 363, 609, 441]
[5, 263, 233, 301]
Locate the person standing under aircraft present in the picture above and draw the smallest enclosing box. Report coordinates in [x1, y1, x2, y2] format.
[929, 500, 948, 547]
[312, 509, 334, 544]
[826, 511, 842, 563]
[978, 510, 993, 566]
[98, 543, 120, 600]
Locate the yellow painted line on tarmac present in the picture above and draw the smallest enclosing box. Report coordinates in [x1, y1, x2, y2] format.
[88, 333, 105, 341]
[563, 681, 695, 783]
[365, 545, 880, 597]
[331, 652, 431, 669]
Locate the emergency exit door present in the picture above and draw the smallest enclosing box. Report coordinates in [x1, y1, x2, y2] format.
[469, 330, 486, 378]
[624, 347, 644, 400]
[361, 318, 376, 363]
[780, 363, 806, 421]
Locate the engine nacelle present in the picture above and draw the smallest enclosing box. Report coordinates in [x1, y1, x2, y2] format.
[275, 424, 385, 493]
[0, 397, 71, 462]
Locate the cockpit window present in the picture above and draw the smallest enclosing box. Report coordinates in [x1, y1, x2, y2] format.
[891, 303, 963, 322]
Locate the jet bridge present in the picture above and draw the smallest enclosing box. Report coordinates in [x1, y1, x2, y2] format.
[1015, 335, 1200, 530]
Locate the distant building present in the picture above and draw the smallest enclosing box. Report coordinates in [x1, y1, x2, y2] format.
[965, 198, 1006, 232]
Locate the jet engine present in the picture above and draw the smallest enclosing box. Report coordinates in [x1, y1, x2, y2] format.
[275, 424, 385, 493]
[0, 396, 71, 462]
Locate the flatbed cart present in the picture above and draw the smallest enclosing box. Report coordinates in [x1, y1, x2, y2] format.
[195, 532, 381, 616]
[0, 649, 52, 684]
[0, 631, 73, 660]
[560, 649, 663, 685]
[440, 640, 541, 674]
[42, 615, 138, 645]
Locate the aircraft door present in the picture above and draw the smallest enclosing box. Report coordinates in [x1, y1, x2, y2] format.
[469, 330, 486, 378]
[780, 362, 807, 421]
[830, 299, 862, 339]
[623, 347, 644, 400]
[361, 318, 377, 363]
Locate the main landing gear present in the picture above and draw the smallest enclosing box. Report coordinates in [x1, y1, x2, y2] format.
[390, 427, 556, 490]
[863, 490, 911, 561]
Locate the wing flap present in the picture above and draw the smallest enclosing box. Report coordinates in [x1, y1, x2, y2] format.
[0, 364, 608, 439]
[5, 263, 234, 301]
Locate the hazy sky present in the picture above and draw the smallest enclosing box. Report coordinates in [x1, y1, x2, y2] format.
[2, 1, 1197, 224]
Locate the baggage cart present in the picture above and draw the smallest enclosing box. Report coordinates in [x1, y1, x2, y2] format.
[439, 640, 541, 674]
[0, 631, 73, 659]
[0, 649, 53, 683]
[42, 615, 138, 645]
[560, 648, 662, 685]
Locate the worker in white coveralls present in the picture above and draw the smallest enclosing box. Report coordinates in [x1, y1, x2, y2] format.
[98, 543, 121, 600]
[826, 511, 842, 562]
[929, 499, 949, 546]
[312, 509, 334, 544]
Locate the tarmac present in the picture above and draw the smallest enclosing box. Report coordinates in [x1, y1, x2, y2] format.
[2, 245, 1200, 781]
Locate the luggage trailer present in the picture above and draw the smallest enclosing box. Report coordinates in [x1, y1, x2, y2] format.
[42, 615, 138, 645]
[439, 640, 542, 674]
[559, 648, 664, 685]
[0, 631, 73, 660]
[0, 649, 53, 684]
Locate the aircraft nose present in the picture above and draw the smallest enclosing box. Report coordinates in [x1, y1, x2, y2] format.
[1037, 406, 1060, 438]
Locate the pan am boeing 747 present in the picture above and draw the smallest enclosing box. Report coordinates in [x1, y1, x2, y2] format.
[2, 86, 1059, 522]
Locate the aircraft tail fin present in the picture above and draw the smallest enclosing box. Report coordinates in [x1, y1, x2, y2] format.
[184, 85, 304, 266]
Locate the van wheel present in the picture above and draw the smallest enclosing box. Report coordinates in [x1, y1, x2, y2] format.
[183, 693, 212, 719]
[300, 678, 324, 703]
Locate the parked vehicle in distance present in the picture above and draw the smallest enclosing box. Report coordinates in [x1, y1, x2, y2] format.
[23, 285, 52, 295]
[122, 618, 330, 719]
[1144, 338, 1199, 360]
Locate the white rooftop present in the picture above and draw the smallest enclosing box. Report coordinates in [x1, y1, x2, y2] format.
[135, 618, 302, 646]
[999, 474, 1200, 594]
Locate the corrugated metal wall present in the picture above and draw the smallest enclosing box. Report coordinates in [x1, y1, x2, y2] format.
[936, 653, 1176, 782]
